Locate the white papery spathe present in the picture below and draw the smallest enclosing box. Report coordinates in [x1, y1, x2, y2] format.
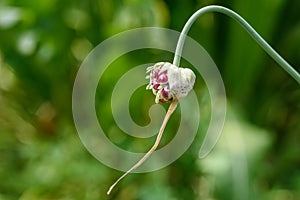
[146, 62, 196, 103]
[167, 64, 196, 99]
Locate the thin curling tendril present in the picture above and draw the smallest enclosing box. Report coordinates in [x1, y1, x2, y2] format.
[173, 5, 300, 83]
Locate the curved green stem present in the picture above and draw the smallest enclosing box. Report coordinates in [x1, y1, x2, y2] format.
[173, 5, 300, 84]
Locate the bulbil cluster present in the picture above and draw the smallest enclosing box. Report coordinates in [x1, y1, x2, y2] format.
[146, 62, 196, 103]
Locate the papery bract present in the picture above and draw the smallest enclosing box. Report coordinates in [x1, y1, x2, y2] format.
[146, 62, 196, 103]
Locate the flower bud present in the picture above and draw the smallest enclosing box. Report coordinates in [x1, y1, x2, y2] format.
[146, 62, 196, 103]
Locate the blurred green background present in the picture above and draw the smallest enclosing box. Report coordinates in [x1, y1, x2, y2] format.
[0, 0, 300, 199]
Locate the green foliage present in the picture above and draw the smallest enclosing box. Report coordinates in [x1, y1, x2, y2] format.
[0, 0, 299, 199]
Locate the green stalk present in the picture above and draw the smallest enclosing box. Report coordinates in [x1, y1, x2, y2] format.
[173, 5, 300, 84]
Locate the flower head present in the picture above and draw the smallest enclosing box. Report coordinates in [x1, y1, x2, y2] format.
[146, 62, 196, 103]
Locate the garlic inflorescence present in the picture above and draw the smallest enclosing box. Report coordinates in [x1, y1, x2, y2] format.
[146, 62, 196, 103]
[107, 4, 300, 195]
[107, 62, 196, 195]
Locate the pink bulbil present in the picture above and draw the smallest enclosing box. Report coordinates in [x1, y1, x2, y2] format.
[146, 62, 173, 103]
